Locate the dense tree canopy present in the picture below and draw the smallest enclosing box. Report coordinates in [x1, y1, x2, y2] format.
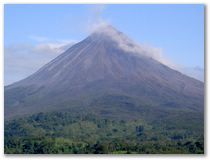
[5, 111, 204, 154]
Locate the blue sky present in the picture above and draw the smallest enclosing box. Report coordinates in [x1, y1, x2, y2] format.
[4, 4, 204, 85]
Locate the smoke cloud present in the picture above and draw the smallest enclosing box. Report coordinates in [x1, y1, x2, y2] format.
[84, 5, 180, 70]
[91, 23, 177, 70]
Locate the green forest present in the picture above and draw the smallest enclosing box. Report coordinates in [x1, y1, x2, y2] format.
[5, 111, 204, 154]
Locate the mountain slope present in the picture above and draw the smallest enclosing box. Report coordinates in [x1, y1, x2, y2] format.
[5, 25, 204, 120]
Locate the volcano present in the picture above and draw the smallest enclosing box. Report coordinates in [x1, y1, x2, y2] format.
[5, 25, 204, 120]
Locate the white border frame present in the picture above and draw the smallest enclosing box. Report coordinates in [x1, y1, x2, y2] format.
[0, 1, 208, 160]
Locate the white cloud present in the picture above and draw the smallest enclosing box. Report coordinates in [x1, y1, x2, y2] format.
[4, 40, 76, 85]
[34, 41, 75, 54]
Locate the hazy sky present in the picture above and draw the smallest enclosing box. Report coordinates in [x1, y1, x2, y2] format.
[4, 4, 204, 85]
